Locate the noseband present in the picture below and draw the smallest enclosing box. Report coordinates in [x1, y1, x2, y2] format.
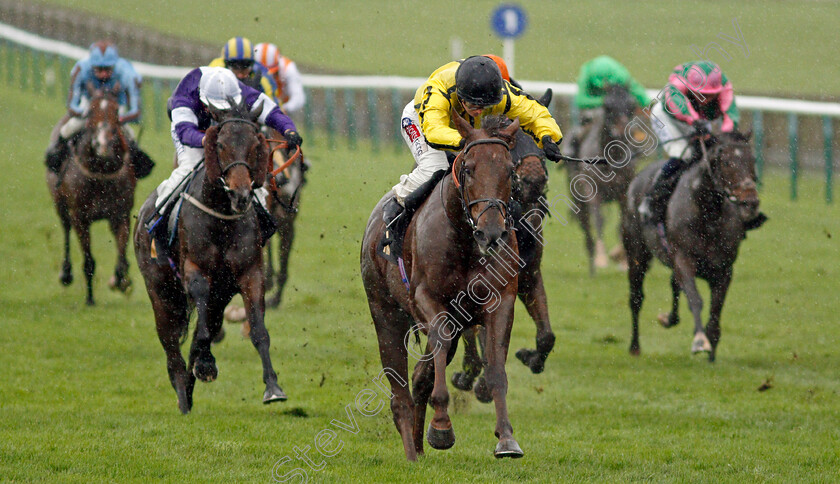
[215, 117, 260, 191]
[450, 138, 513, 233]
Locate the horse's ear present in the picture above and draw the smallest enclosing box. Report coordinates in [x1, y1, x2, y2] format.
[203, 126, 221, 181]
[501, 117, 520, 145]
[249, 100, 264, 123]
[744, 130, 753, 141]
[207, 102, 224, 122]
[537, 88, 552, 108]
[251, 132, 270, 189]
[112, 82, 121, 95]
[451, 108, 474, 141]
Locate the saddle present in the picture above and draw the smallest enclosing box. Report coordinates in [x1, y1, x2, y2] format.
[377, 169, 446, 265]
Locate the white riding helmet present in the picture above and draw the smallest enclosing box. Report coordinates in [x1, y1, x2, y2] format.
[199, 67, 242, 110]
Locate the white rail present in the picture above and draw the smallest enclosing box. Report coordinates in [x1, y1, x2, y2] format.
[3, 21, 840, 117]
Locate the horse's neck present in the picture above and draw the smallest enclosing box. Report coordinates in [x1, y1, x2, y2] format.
[682, 163, 725, 219]
[437, 175, 474, 240]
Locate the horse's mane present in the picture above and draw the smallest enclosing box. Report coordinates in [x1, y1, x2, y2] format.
[482, 115, 516, 144]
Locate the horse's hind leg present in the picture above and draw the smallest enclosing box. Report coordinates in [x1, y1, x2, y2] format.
[705, 268, 732, 362]
[264, 235, 275, 293]
[107, 215, 132, 293]
[658, 274, 681, 328]
[239, 263, 286, 403]
[267, 221, 294, 308]
[451, 326, 482, 391]
[74, 220, 96, 305]
[371, 306, 416, 460]
[514, 269, 555, 374]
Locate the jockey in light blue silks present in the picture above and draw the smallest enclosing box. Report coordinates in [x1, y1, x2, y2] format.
[45, 41, 153, 176]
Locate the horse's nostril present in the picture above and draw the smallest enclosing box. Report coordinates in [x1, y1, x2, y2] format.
[474, 230, 486, 242]
[500, 230, 508, 241]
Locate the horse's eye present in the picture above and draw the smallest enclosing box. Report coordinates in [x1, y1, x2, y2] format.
[462, 166, 471, 176]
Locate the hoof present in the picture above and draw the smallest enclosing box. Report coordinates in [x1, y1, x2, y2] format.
[426, 424, 455, 450]
[59, 264, 73, 286]
[629, 344, 640, 356]
[691, 332, 712, 354]
[263, 382, 288, 404]
[193, 357, 218, 382]
[658, 312, 679, 328]
[515, 348, 545, 374]
[177, 399, 191, 415]
[266, 293, 281, 309]
[212, 326, 225, 344]
[223, 305, 247, 322]
[108, 275, 132, 293]
[494, 438, 524, 458]
[473, 376, 493, 404]
[451, 371, 475, 391]
[86, 298, 95, 306]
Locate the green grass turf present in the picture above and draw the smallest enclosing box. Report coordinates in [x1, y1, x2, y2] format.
[32, 0, 840, 98]
[1, 73, 839, 482]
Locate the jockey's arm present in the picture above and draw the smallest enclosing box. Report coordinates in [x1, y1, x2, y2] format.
[119, 74, 142, 124]
[171, 106, 204, 148]
[718, 83, 739, 132]
[662, 83, 700, 126]
[280, 62, 306, 113]
[505, 85, 563, 148]
[240, 84, 296, 134]
[67, 64, 88, 117]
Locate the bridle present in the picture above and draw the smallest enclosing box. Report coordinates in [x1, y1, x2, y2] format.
[447, 138, 514, 233]
[697, 135, 757, 207]
[265, 137, 304, 212]
[215, 117, 261, 193]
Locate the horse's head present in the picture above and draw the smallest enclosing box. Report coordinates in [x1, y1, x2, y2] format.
[204, 97, 270, 213]
[603, 84, 637, 141]
[452, 111, 519, 253]
[510, 130, 547, 205]
[83, 86, 127, 164]
[707, 131, 761, 222]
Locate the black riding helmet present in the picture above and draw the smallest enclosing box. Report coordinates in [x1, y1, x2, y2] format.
[455, 56, 503, 107]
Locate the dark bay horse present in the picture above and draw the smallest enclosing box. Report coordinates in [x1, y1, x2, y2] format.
[47, 89, 135, 305]
[623, 131, 762, 362]
[568, 84, 640, 275]
[134, 98, 286, 413]
[452, 128, 554, 402]
[264, 130, 306, 308]
[361, 113, 523, 460]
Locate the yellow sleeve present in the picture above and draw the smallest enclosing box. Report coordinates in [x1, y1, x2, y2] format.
[416, 86, 463, 151]
[503, 84, 563, 147]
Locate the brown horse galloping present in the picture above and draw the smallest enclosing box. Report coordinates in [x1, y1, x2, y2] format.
[623, 131, 762, 362]
[361, 113, 524, 461]
[47, 89, 136, 305]
[134, 98, 286, 413]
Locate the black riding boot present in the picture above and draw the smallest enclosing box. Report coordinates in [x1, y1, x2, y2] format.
[382, 196, 405, 227]
[129, 141, 156, 179]
[641, 158, 684, 225]
[254, 201, 278, 246]
[45, 136, 70, 174]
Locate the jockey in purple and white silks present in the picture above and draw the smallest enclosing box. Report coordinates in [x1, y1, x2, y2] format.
[153, 66, 301, 216]
[640, 60, 740, 225]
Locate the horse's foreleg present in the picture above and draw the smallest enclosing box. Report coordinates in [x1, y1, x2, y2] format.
[577, 204, 596, 276]
[592, 198, 609, 269]
[184, 260, 218, 384]
[673, 252, 710, 354]
[658, 273, 681, 328]
[108, 215, 132, 293]
[451, 326, 482, 391]
[74, 221, 96, 305]
[239, 263, 286, 404]
[483, 293, 522, 458]
[58, 201, 74, 286]
[150, 285, 192, 413]
[706, 268, 733, 363]
[412, 286, 458, 452]
[627, 251, 650, 355]
[515, 269, 555, 374]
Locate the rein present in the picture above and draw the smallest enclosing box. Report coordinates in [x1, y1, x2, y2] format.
[449, 138, 513, 233]
[264, 138, 304, 211]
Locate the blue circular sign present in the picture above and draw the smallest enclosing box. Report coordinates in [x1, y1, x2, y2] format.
[491, 4, 527, 39]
